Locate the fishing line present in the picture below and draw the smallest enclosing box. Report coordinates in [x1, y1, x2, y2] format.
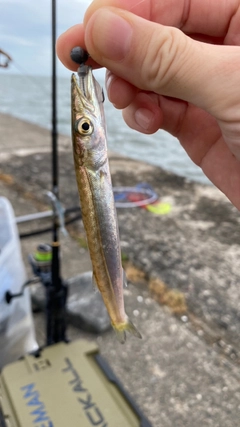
[11, 60, 51, 97]
[19, 211, 82, 239]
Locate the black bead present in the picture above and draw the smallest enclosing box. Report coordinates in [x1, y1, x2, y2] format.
[70, 47, 89, 65]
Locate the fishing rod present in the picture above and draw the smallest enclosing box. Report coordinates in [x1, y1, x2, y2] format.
[46, 0, 68, 345]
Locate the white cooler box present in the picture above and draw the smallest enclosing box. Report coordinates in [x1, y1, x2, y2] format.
[0, 197, 38, 368]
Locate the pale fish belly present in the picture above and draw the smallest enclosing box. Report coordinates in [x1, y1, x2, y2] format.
[75, 159, 126, 325]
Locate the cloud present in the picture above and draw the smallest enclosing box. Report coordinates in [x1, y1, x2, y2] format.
[0, 0, 92, 76]
[1, 34, 36, 47]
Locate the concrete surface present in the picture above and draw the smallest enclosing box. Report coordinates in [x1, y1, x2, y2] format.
[1, 112, 240, 426]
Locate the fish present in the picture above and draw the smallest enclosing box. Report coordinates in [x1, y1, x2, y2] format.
[71, 64, 142, 343]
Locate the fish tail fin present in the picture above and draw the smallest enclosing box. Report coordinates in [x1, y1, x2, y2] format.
[112, 318, 142, 344]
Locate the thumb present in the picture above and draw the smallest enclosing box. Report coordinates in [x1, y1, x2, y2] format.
[84, 7, 240, 119]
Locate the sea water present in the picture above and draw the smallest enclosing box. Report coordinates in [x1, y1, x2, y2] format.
[0, 72, 209, 184]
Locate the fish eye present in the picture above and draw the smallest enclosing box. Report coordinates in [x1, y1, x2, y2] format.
[76, 118, 93, 135]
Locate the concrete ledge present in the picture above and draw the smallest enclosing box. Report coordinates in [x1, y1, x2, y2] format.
[1, 112, 240, 426]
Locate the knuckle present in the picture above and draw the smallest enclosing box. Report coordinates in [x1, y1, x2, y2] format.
[140, 27, 188, 93]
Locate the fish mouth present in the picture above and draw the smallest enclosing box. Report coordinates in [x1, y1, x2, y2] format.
[71, 65, 105, 129]
[71, 65, 97, 114]
[71, 65, 94, 99]
[77, 64, 92, 98]
[71, 83, 88, 118]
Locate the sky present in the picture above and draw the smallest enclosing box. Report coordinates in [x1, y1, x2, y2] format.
[0, 0, 94, 76]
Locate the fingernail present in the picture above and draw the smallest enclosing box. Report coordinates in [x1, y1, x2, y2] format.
[135, 108, 154, 130]
[87, 9, 133, 61]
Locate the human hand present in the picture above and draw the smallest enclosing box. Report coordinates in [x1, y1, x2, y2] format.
[57, 0, 240, 210]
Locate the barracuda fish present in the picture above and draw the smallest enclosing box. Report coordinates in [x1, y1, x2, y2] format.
[71, 64, 142, 343]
